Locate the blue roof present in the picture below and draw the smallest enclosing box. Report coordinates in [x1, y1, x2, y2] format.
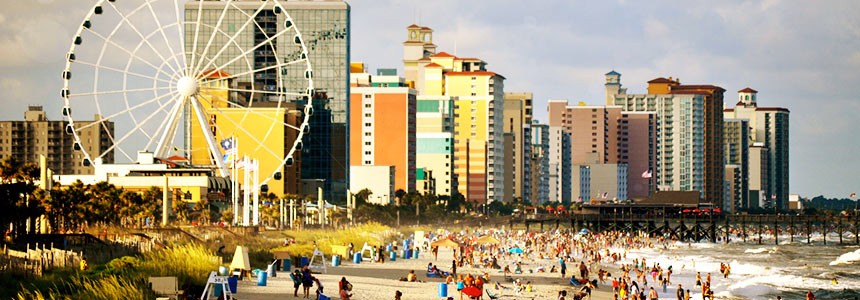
[605, 70, 621, 76]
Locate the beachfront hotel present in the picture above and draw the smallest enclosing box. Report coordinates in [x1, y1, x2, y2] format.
[606, 72, 713, 204]
[348, 65, 417, 204]
[402, 24, 507, 205]
[724, 88, 790, 210]
[503, 92, 534, 204]
[723, 118, 750, 212]
[0, 106, 113, 175]
[416, 95, 457, 197]
[529, 121, 551, 205]
[185, 0, 351, 201]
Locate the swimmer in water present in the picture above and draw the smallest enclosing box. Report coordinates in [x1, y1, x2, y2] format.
[832, 277, 838, 285]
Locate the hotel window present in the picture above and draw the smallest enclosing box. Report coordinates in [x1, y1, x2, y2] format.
[364, 132, 371, 136]
[364, 123, 371, 127]
[364, 113, 371, 117]
[364, 104, 371, 108]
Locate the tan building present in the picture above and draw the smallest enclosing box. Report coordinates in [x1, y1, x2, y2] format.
[547, 101, 621, 165]
[503, 92, 533, 202]
[0, 106, 113, 175]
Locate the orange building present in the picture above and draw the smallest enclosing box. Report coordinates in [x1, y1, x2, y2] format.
[349, 71, 417, 193]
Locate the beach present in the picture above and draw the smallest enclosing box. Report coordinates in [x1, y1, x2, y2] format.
[234, 246, 614, 300]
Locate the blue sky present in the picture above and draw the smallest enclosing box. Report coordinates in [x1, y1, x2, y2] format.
[0, 0, 858, 198]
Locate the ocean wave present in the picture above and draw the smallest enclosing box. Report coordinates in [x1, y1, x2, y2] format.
[829, 248, 860, 266]
[744, 247, 770, 254]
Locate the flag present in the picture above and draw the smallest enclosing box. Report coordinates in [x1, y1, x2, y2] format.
[220, 137, 234, 150]
[222, 151, 235, 164]
[851, 193, 856, 198]
[641, 170, 652, 178]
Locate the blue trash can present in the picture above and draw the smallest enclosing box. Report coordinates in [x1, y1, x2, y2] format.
[413, 248, 419, 259]
[283, 259, 291, 271]
[353, 253, 362, 264]
[332, 255, 341, 267]
[214, 284, 223, 297]
[389, 251, 396, 261]
[438, 283, 448, 297]
[300, 256, 309, 267]
[228, 277, 238, 293]
[257, 271, 268, 286]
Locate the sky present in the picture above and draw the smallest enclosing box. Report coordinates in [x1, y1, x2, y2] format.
[0, 0, 858, 198]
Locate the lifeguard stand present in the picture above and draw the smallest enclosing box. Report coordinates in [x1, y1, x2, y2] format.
[200, 271, 233, 300]
[308, 247, 327, 273]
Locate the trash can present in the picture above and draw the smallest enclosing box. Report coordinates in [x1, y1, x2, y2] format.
[283, 258, 291, 271]
[438, 283, 448, 297]
[386, 244, 392, 252]
[218, 266, 229, 276]
[413, 248, 419, 259]
[228, 277, 238, 293]
[267, 263, 276, 278]
[214, 284, 223, 297]
[389, 251, 396, 261]
[332, 255, 341, 267]
[300, 256, 309, 267]
[353, 253, 362, 264]
[257, 271, 268, 286]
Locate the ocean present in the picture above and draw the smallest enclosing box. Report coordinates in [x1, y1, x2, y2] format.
[617, 233, 860, 299]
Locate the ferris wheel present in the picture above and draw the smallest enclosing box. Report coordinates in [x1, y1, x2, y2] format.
[61, 0, 313, 184]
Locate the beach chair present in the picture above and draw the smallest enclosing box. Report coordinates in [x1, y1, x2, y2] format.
[149, 276, 181, 300]
[486, 288, 500, 299]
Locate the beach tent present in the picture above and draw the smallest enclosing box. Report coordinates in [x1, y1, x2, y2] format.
[474, 235, 500, 245]
[308, 247, 327, 273]
[230, 245, 251, 272]
[461, 286, 482, 297]
[431, 238, 460, 248]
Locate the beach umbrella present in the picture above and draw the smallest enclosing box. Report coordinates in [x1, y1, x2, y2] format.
[682, 209, 691, 213]
[557, 205, 565, 211]
[509, 247, 524, 254]
[714, 208, 722, 214]
[461, 286, 482, 297]
[431, 238, 460, 248]
[546, 206, 554, 212]
[693, 209, 701, 213]
[474, 235, 501, 245]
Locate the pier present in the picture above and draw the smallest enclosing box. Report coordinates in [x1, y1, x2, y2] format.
[510, 213, 860, 245]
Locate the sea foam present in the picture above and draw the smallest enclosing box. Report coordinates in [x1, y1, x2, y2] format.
[829, 248, 860, 266]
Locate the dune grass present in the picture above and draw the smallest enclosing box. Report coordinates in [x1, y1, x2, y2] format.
[273, 222, 399, 257]
[14, 244, 217, 299]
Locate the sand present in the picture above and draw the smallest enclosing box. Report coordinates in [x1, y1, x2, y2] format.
[231, 247, 614, 300]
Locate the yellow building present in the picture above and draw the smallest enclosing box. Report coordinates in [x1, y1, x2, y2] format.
[404, 25, 507, 204]
[189, 71, 303, 197]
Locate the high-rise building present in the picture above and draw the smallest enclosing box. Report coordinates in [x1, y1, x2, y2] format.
[416, 95, 456, 196]
[573, 163, 628, 202]
[619, 112, 657, 199]
[606, 72, 715, 203]
[0, 106, 113, 175]
[349, 69, 416, 194]
[404, 25, 505, 205]
[503, 92, 533, 203]
[724, 88, 789, 209]
[547, 126, 569, 204]
[530, 121, 550, 204]
[547, 101, 621, 165]
[723, 119, 750, 212]
[185, 0, 350, 200]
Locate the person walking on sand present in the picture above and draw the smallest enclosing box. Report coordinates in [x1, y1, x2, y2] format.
[676, 284, 684, 300]
[561, 258, 567, 279]
[301, 266, 314, 298]
[338, 276, 352, 300]
[291, 269, 303, 297]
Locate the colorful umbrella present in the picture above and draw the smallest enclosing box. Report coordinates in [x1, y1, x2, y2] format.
[509, 247, 524, 254]
[474, 235, 500, 245]
[461, 286, 482, 297]
[431, 238, 460, 248]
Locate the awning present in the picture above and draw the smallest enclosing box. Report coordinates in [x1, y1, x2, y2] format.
[208, 177, 231, 191]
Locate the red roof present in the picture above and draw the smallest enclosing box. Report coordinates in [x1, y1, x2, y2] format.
[420, 26, 432, 30]
[407, 24, 421, 29]
[431, 51, 457, 58]
[738, 87, 758, 93]
[167, 155, 189, 162]
[417, 57, 431, 61]
[201, 69, 231, 79]
[445, 71, 505, 79]
[424, 62, 443, 68]
[647, 77, 677, 84]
